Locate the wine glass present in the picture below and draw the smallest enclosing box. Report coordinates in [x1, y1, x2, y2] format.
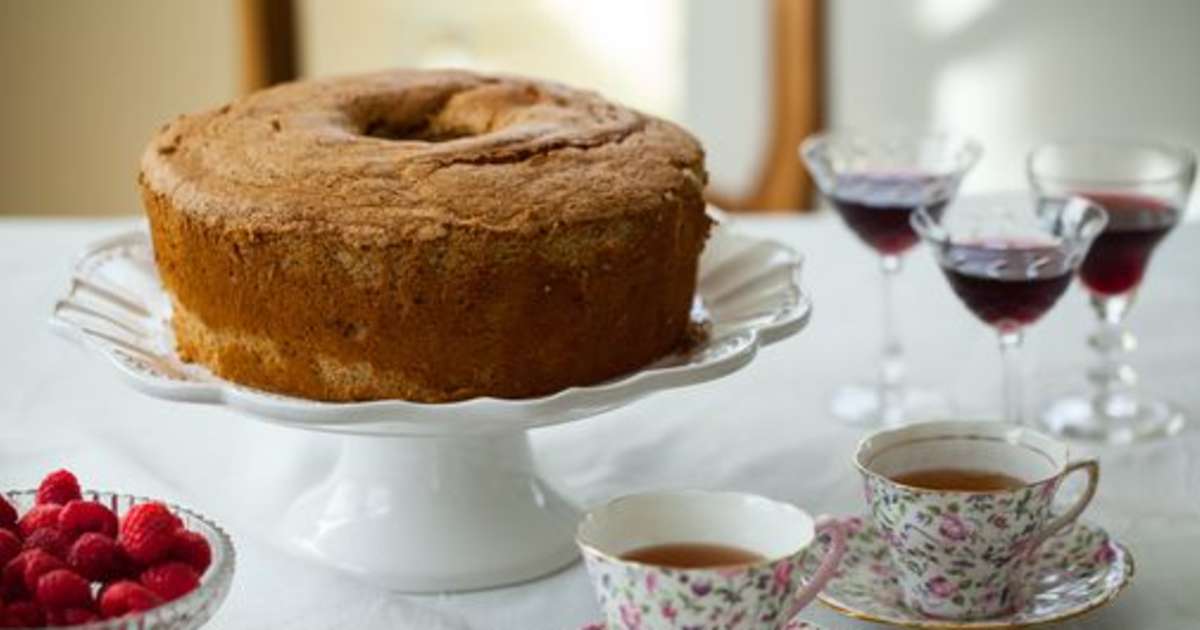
[911, 197, 1107, 424]
[800, 130, 982, 426]
[1028, 139, 1197, 442]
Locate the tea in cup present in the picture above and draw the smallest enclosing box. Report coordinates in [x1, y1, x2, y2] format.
[855, 421, 1100, 620]
[577, 490, 847, 629]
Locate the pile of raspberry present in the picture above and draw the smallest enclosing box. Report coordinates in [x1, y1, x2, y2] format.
[0, 470, 211, 627]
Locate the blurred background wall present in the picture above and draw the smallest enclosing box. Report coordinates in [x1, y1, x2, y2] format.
[2, 0, 1198, 217]
[827, 0, 1200, 204]
[0, 1, 238, 216]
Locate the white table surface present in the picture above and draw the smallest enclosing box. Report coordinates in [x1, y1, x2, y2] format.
[1, 212, 1198, 629]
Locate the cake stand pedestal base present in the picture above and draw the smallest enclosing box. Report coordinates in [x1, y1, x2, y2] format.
[280, 431, 580, 592]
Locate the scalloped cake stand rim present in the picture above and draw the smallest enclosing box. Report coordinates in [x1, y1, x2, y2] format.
[50, 224, 812, 436]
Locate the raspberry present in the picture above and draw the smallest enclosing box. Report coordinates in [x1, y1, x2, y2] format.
[22, 527, 70, 558]
[35, 569, 93, 609]
[21, 548, 66, 594]
[47, 606, 102, 625]
[2, 551, 33, 599]
[0, 530, 20, 568]
[59, 500, 119, 539]
[17, 504, 61, 537]
[119, 502, 181, 566]
[68, 532, 128, 582]
[1, 600, 45, 627]
[35, 469, 82, 506]
[168, 530, 212, 574]
[99, 580, 163, 618]
[140, 561, 200, 602]
[0, 496, 16, 531]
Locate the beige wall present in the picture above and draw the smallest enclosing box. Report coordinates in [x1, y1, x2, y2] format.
[0, 0, 237, 216]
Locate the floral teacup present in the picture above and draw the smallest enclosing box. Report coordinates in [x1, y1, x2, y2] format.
[576, 490, 847, 630]
[855, 421, 1100, 620]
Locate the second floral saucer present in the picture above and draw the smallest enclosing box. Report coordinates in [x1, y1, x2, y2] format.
[800, 516, 1133, 629]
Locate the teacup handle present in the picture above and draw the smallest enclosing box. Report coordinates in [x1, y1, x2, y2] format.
[783, 515, 847, 625]
[1028, 458, 1100, 552]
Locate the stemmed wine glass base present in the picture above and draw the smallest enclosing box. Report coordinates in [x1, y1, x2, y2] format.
[830, 384, 952, 427]
[1041, 393, 1185, 444]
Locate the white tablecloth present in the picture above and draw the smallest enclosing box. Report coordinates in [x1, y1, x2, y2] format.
[2, 213, 1198, 629]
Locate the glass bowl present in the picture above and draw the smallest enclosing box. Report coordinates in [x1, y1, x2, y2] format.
[3, 490, 235, 630]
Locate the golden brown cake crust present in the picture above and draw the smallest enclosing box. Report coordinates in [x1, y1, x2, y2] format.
[140, 68, 711, 402]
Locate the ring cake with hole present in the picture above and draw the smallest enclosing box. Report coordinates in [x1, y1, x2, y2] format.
[138, 69, 711, 402]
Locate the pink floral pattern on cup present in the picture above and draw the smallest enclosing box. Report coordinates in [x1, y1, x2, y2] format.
[581, 620, 824, 630]
[580, 526, 844, 630]
[861, 471, 1059, 618]
[577, 491, 847, 629]
[582, 551, 804, 629]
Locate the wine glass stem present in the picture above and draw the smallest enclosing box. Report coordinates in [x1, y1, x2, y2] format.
[998, 329, 1024, 424]
[1088, 292, 1138, 415]
[879, 255, 905, 424]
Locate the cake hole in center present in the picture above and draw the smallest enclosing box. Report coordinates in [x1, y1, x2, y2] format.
[363, 118, 473, 143]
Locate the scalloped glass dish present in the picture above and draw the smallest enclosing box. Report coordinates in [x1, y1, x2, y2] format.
[2, 491, 235, 630]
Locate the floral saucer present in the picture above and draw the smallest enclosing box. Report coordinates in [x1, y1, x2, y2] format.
[801, 516, 1134, 629]
[580, 621, 826, 629]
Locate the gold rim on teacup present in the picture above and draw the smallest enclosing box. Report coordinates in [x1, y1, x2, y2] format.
[855, 420, 1081, 494]
[576, 490, 819, 570]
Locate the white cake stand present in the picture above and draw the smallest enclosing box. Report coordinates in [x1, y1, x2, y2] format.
[49, 222, 811, 593]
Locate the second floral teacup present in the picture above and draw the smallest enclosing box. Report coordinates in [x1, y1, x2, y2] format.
[855, 421, 1100, 620]
[577, 490, 847, 629]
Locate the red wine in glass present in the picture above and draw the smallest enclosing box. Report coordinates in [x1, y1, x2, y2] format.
[1075, 192, 1179, 295]
[914, 198, 1104, 426]
[802, 132, 982, 426]
[939, 242, 1074, 332]
[831, 196, 949, 255]
[1027, 139, 1194, 442]
[943, 267, 1072, 331]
